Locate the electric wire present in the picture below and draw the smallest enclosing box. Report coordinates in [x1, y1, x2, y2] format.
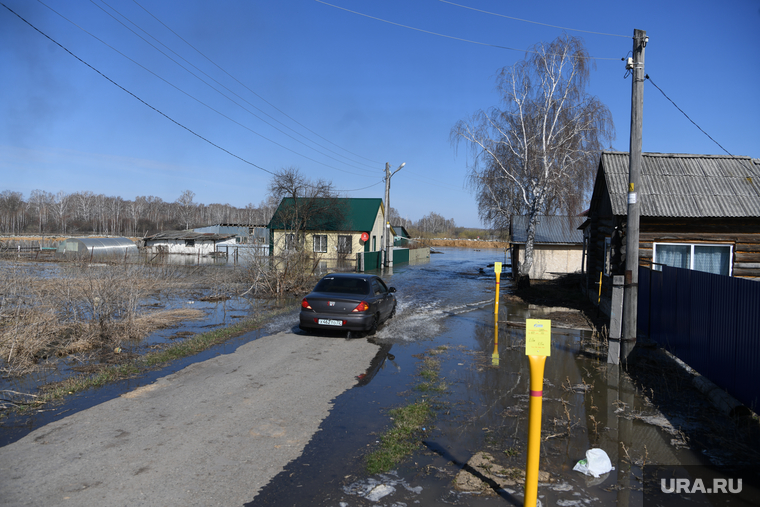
[646, 75, 735, 157]
[1, 2, 278, 176]
[437, 0, 629, 38]
[132, 0, 382, 167]
[35, 0, 375, 178]
[93, 0, 379, 173]
[315, 0, 621, 61]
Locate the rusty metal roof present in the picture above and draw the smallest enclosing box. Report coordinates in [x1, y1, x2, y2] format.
[510, 216, 585, 245]
[601, 152, 760, 218]
[144, 231, 236, 241]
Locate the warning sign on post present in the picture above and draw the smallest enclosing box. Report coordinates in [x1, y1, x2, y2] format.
[525, 319, 551, 356]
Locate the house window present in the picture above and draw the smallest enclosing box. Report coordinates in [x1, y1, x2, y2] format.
[603, 237, 611, 276]
[285, 234, 296, 251]
[337, 235, 352, 254]
[372, 235, 376, 252]
[653, 243, 732, 276]
[185, 239, 195, 247]
[313, 235, 327, 253]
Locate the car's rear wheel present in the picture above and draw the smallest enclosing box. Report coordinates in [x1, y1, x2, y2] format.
[366, 313, 379, 337]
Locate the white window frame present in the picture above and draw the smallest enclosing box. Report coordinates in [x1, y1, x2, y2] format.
[337, 235, 352, 254]
[284, 233, 296, 251]
[603, 237, 612, 276]
[653, 242, 733, 276]
[313, 234, 327, 253]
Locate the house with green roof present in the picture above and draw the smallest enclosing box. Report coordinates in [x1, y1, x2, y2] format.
[267, 197, 391, 270]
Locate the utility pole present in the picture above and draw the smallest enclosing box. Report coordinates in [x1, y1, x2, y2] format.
[383, 162, 405, 268]
[621, 29, 647, 362]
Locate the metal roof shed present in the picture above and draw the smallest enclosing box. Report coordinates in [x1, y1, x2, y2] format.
[57, 237, 138, 257]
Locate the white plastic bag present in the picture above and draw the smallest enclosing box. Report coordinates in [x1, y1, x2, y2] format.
[573, 448, 613, 478]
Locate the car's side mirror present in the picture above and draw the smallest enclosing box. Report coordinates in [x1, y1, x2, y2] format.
[389, 287, 397, 293]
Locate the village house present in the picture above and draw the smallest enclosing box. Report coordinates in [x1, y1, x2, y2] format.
[268, 197, 389, 271]
[581, 151, 760, 309]
[509, 215, 585, 280]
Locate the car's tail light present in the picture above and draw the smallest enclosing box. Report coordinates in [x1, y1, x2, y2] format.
[352, 301, 369, 312]
[301, 298, 312, 310]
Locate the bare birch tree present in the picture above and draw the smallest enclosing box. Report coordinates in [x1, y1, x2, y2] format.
[452, 34, 613, 285]
[176, 190, 196, 230]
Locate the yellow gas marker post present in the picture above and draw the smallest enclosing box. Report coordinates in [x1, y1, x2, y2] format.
[492, 262, 502, 365]
[524, 319, 551, 507]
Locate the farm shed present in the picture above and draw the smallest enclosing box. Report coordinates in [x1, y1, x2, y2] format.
[193, 224, 269, 244]
[143, 231, 236, 255]
[57, 237, 138, 257]
[582, 151, 760, 309]
[510, 215, 585, 280]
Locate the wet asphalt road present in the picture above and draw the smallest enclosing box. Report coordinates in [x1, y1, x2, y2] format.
[0, 331, 379, 507]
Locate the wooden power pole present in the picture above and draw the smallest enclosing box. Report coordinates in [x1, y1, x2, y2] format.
[621, 29, 647, 362]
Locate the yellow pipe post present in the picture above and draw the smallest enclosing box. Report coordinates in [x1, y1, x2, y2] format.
[492, 313, 500, 366]
[524, 355, 547, 507]
[597, 271, 603, 306]
[492, 262, 502, 365]
[494, 262, 502, 314]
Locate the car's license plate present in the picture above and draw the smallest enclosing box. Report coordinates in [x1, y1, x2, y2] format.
[318, 319, 343, 326]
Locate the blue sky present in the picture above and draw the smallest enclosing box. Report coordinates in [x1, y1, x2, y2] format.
[2, 0, 758, 228]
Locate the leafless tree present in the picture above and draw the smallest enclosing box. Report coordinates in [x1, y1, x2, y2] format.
[452, 34, 614, 284]
[416, 212, 456, 235]
[247, 167, 345, 295]
[0, 187, 281, 236]
[0, 191, 25, 234]
[176, 190, 196, 230]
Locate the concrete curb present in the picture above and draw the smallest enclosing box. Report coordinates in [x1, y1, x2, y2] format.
[661, 348, 750, 417]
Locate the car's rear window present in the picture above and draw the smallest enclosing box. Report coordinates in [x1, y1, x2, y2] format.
[314, 277, 370, 295]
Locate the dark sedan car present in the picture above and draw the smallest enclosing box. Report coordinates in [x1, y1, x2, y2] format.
[299, 273, 397, 338]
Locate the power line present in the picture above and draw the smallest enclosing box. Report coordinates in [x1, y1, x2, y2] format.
[646, 75, 735, 157]
[132, 0, 382, 167]
[315, 0, 621, 61]
[32, 0, 374, 178]
[437, 0, 629, 38]
[1, 2, 277, 175]
[94, 0, 379, 173]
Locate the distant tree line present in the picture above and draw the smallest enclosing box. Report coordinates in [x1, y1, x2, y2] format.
[0, 187, 459, 238]
[0, 189, 278, 237]
[389, 209, 457, 237]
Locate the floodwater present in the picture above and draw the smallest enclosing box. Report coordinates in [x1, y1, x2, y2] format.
[251, 248, 748, 506]
[2, 249, 754, 505]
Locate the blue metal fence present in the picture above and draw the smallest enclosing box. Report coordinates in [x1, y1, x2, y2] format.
[638, 265, 760, 411]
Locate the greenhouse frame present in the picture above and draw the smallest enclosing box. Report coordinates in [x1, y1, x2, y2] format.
[57, 237, 138, 258]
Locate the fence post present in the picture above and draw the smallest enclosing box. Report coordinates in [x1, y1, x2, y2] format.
[608, 275, 625, 364]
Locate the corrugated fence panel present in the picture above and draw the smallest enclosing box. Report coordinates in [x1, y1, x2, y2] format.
[674, 267, 692, 365]
[660, 267, 680, 352]
[708, 274, 738, 396]
[638, 266, 650, 338]
[393, 248, 409, 265]
[640, 266, 759, 410]
[649, 269, 664, 346]
[733, 277, 760, 411]
[688, 270, 713, 378]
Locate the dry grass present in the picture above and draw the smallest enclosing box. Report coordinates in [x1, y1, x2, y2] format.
[0, 260, 217, 374]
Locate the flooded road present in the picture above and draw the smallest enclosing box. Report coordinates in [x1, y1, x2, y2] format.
[2, 248, 756, 505]
[252, 248, 757, 506]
